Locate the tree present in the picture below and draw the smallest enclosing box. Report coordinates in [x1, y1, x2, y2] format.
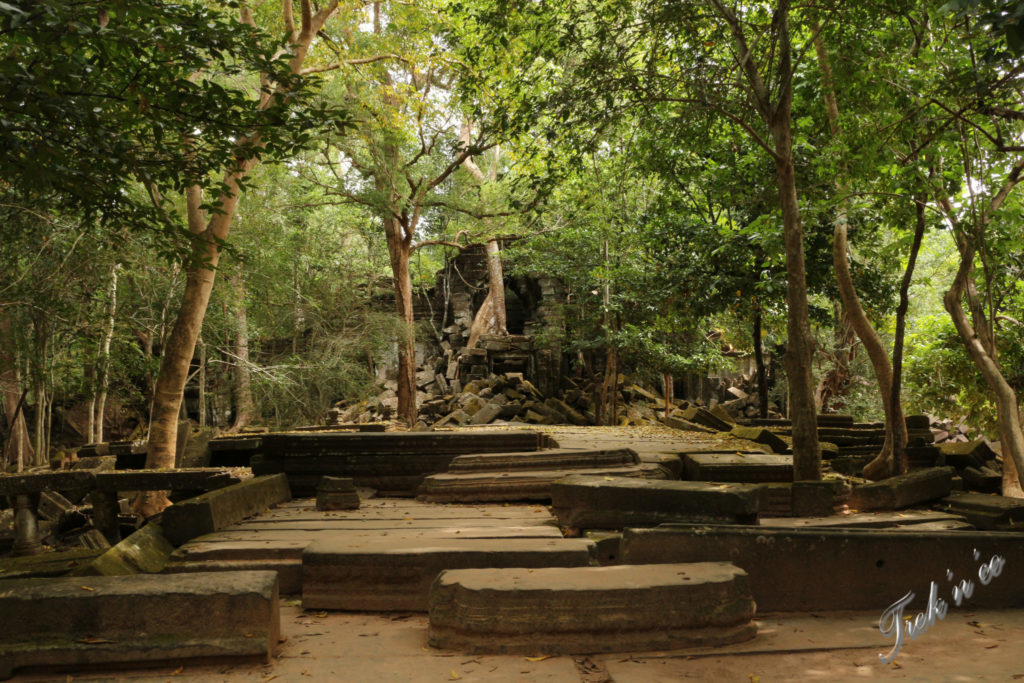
[312, 1, 511, 425]
[138, 0, 345, 515]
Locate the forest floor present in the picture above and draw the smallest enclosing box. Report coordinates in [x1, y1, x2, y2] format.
[9, 425, 1024, 682]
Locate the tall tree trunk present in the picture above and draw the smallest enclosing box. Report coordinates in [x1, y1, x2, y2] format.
[889, 199, 928, 475]
[753, 306, 769, 419]
[384, 216, 417, 426]
[484, 239, 507, 335]
[139, 1, 338, 516]
[814, 29, 904, 480]
[94, 263, 119, 444]
[2, 312, 36, 469]
[230, 273, 254, 432]
[713, 0, 819, 480]
[772, 142, 822, 480]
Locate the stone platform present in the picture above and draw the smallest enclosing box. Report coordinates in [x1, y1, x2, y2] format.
[0, 570, 279, 680]
[551, 475, 761, 529]
[681, 452, 793, 482]
[428, 562, 756, 654]
[621, 524, 1024, 611]
[165, 498, 561, 593]
[302, 537, 595, 611]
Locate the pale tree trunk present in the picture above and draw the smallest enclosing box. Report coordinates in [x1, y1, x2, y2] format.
[230, 272, 254, 432]
[664, 372, 673, 419]
[753, 307, 768, 419]
[938, 158, 1024, 495]
[139, 1, 339, 516]
[384, 216, 417, 426]
[814, 29, 905, 480]
[713, 0, 820, 480]
[484, 239, 507, 335]
[945, 250, 1024, 496]
[94, 263, 119, 444]
[460, 121, 508, 339]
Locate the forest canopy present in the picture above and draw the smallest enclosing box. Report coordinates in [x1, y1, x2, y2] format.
[2, 0, 1024, 497]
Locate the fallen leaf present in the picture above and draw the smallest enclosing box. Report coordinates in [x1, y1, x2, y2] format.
[748, 676, 760, 683]
[77, 637, 114, 644]
[80, 586, 95, 592]
[449, 670, 461, 680]
[986, 644, 999, 649]
[171, 666, 184, 675]
[244, 633, 255, 638]
[525, 655, 551, 662]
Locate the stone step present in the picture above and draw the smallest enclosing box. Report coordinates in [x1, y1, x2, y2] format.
[261, 430, 549, 457]
[621, 524, 1024, 611]
[418, 464, 667, 503]
[550, 475, 760, 530]
[940, 492, 1024, 530]
[447, 448, 639, 472]
[301, 537, 595, 612]
[428, 563, 756, 654]
[681, 452, 793, 483]
[166, 525, 564, 594]
[0, 570, 279, 680]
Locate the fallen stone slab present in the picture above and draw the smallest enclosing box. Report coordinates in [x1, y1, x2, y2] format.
[940, 492, 1024, 530]
[418, 464, 666, 503]
[848, 467, 954, 510]
[550, 475, 760, 530]
[682, 452, 793, 483]
[161, 474, 292, 547]
[72, 523, 174, 576]
[0, 570, 280, 680]
[620, 524, 1024, 611]
[302, 537, 595, 611]
[660, 415, 716, 433]
[681, 406, 732, 432]
[428, 563, 756, 654]
[0, 547, 103, 581]
[938, 439, 998, 470]
[728, 426, 789, 454]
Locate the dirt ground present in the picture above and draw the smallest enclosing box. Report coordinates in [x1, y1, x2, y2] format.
[11, 604, 1024, 682]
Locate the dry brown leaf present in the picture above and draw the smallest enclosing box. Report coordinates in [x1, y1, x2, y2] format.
[80, 586, 95, 591]
[525, 655, 551, 662]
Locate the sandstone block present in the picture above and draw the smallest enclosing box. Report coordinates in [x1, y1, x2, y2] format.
[428, 563, 756, 654]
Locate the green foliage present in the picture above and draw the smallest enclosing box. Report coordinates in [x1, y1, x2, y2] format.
[1, 3, 276, 222]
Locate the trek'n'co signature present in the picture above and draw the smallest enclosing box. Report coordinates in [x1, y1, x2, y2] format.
[878, 549, 1006, 663]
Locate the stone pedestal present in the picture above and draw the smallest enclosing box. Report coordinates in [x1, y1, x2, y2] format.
[12, 495, 41, 557]
[316, 476, 360, 511]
